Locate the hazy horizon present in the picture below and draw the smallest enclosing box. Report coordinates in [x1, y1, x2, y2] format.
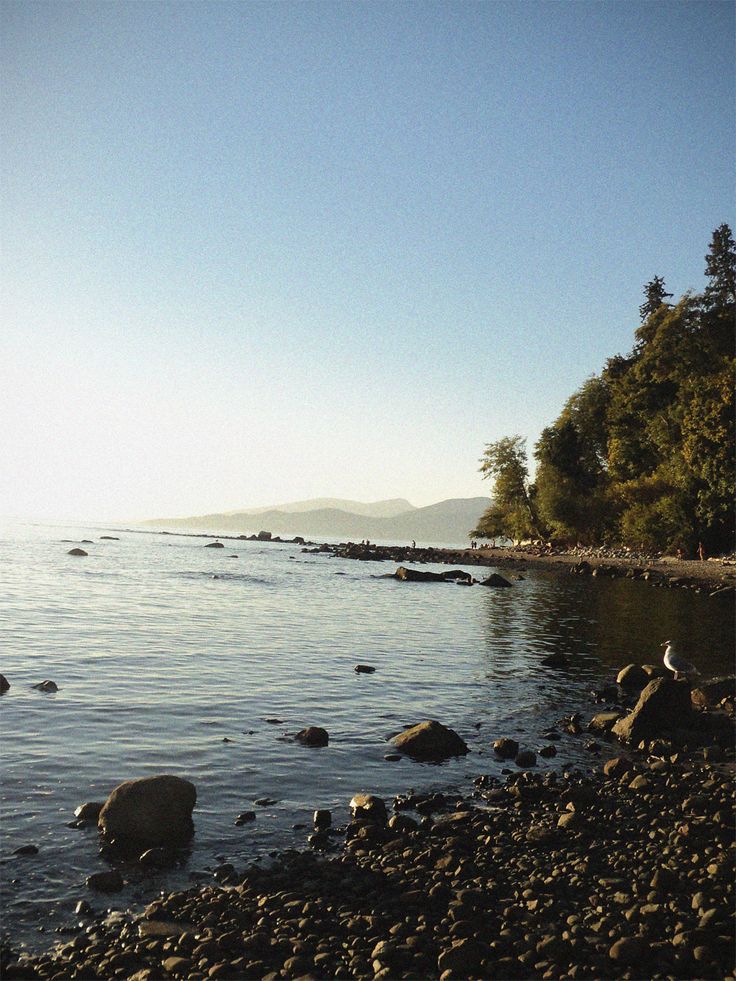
[2, 1, 733, 523]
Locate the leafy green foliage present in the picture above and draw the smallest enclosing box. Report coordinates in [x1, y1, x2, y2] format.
[473, 436, 546, 541]
[476, 224, 736, 552]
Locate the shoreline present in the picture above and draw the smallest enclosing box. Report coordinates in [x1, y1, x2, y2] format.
[5, 682, 734, 981]
[320, 541, 736, 593]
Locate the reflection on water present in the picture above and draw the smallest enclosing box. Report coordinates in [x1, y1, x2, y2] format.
[0, 522, 733, 950]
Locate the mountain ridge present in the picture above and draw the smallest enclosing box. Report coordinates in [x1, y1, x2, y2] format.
[142, 497, 489, 545]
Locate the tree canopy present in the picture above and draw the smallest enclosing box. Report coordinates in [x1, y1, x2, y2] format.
[474, 224, 735, 553]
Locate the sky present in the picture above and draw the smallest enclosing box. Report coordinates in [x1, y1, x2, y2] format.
[1, 0, 733, 522]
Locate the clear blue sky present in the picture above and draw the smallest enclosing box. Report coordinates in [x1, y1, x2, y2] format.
[2, 0, 733, 520]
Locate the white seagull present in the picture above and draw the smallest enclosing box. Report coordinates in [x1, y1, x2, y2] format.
[662, 640, 698, 679]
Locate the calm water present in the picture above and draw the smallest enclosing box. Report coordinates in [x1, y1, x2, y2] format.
[1, 522, 733, 950]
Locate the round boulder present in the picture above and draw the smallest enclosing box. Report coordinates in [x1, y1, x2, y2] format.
[67, 548, 88, 556]
[98, 775, 196, 846]
[32, 680, 58, 693]
[389, 720, 468, 761]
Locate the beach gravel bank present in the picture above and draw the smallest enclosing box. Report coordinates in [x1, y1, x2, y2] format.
[6, 740, 734, 981]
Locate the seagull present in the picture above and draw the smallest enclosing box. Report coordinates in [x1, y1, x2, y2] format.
[662, 640, 698, 679]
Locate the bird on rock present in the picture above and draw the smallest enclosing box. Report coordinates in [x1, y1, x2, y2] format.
[662, 640, 698, 680]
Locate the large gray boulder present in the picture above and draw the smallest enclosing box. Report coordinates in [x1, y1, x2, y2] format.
[390, 720, 468, 760]
[612, 678, 691, 743]
[98, 775, 196, 846]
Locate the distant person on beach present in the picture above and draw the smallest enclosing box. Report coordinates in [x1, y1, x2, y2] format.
[698, 541, 706, 561]
[411, 540, 416, 549]
[676, 547, 683, 561]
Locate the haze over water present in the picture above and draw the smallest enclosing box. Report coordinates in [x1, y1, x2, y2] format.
[1, 522, 733, 951]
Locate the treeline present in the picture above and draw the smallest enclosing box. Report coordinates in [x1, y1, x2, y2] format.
[474, 224, 735, 554]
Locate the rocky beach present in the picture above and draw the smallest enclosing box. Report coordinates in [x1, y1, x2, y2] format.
[3, 667, 734, 981]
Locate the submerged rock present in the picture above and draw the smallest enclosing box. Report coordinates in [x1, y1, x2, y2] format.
[67, 547, 88, 556]
[479, 573, 513, 588]
[204, 542, 224, 548]
[0, 674, 9, 694]
[390, 720, 468, 760]
[493, 737, 519, 759]
[98, 775, 196, 846]
[354, 664, 376, 673]
[295, 726, 329, 747]
[86, 870, 124, 893]
[32, 680, 58, 693]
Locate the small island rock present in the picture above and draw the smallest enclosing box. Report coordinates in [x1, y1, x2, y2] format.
[67, 548, 88, 556]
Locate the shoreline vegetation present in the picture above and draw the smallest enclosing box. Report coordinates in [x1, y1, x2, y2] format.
[472, 225, 736, 560]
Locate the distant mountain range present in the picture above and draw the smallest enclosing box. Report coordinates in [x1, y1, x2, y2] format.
[142, 497, 489, 545]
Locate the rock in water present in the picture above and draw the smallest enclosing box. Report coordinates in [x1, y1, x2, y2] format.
[98, 775, 196, 846]
[349, 793, 387, 822]
[67, 547, 88, 556]
[390, 720, 468, 760]
[479, 573, 512, 587]
[612, 678, 692, 743]
[295, 726, 329, 747]
[32, 680, 58, 692]
[0, 674, 9, 694]
[204, 542, 224, 548]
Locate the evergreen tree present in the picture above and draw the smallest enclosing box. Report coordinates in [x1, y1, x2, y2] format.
[473, 437, 546, 541]
[704, 223, 736, 305]
[639, 276, 673, 322]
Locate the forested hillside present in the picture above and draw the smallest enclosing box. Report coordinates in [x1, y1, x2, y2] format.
[474, 224, 735, 554]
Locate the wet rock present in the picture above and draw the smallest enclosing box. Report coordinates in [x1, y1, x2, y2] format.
[691, 675, 735, 709]
[0, 674, 9, 694]
[74, 900, 92, 916]
[354, 664, 376, 673]
[479, 573, 512, 587]
[138, 846, 174, 868]
[389, 720, 468, 760]
[86, 870, 124, 892]
[74, 801, 103, 822]
[616, 664, 649, 689]
[67, 547, 88, 556]
[313, 809, 331, 829]
[493, 737, 519, 758]
[295, 726, 329, 747]
[235, 811, 256, 825]
[612, 677, 692, 743]
[204, 542, 224, 548]
[13, 844, 39, 856]
[32, 680, 58, 692]
[539, 743, 557, 758]
[98, 775, 196, 846]
[589, 710, 625, 733]
[515, 749, 537, 767]
[349, 793, 387, 822]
